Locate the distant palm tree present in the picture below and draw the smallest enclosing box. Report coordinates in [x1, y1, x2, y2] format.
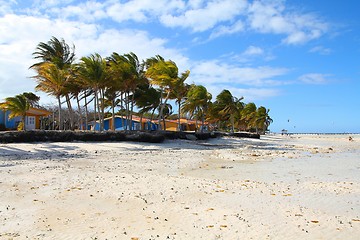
[134, 83, 161, 129]
[213, 90, 243, 133]
[0, 94, 30, 130]
[182, 84, 212, 132]
[241, 102, 257, 131]
[255, 106, 273, 134]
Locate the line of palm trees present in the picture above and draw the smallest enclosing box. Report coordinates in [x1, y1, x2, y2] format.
[18, 36, 272, 133]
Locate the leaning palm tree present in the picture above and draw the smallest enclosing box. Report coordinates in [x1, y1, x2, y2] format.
[134, 82, 161, 130]
[255, 106, 273, 134]
[146, 56, 190, 130]
[30, 36, 75, 70]
[32, 62, 69, 130]
[214, 90, 243, 133]
[182, 84, 212, 132]
[78, 53, 109, 131]
[30, 36, 76, 129]
[170, 75, 190, 131]
[0, 94, 30, 130]
[241, 102, 257, 131]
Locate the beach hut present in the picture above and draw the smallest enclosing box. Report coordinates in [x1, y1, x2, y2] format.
[0, 107, 52, 130]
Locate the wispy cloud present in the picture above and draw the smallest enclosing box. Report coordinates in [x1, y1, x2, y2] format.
[299, 73, 331, 84]
[309, 46, 332, 55]
[190, 60, 289, 87]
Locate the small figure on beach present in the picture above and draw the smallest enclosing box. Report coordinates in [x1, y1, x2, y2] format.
[349, 136, 353, 142]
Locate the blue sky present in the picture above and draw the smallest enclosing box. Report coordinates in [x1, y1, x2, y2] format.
[0, 0, 359, 133]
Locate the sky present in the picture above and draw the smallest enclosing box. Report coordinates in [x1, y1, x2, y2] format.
[0, 0, 359, 133]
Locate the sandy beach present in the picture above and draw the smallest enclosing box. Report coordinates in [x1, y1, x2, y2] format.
[0, 134, 359, 239]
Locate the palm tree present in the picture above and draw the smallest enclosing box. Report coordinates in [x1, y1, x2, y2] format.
[30, 36, 76, 129]
[0, 94, 30, 130]
[255, 106, 273, 134]
[134, 82, 161, 130]
[31, 36, 75, 69]
[170, 75, 190, 131]
[22, 92, 40, 107]
[241, 102, 257, 131]
[146, 56, 190, 130]
[78, 53, 109, 131]
[182, 84, 212, 132]
[32, 62, 69, 130]
[213, 90, 243, 133]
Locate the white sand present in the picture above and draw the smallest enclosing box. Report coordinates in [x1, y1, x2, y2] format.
[0, 134, 359, 239]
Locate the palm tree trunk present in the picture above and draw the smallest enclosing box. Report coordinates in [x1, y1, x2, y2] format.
[158, 90, 170, 131]
[95, 90, 102, 131]
[93, 93, 97, 131]
[65, 94, 74, 130]
[201, 112, 205, 133]
[111, 99, 115, 131]
[22, 115, 26, 131]
[178, 100, 181, 132]
[76, 95, 83, 130]
[101, 88, 105, 131]
[230, 114, 235, 133]
[84, 94, 89, 131]
[130, 93, 135, 131]
[57, 96, 62, 130]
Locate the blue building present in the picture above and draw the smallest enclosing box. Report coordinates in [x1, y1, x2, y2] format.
[93, 115, 158, 131]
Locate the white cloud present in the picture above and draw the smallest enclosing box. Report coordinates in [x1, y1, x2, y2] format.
[106, 0, 185, 23]
[299, 73, 331, 84]
[247, 0, 328, 45]
[160, 0, 247, 32]
[309, 46, 332, 55]
[243, 45, 264, 56]
[190, 60, 289, 87]
[210, 20, 245, 39]
[206, 84, 281, 102]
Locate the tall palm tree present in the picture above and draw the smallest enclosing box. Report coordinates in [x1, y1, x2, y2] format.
[78, 53, 109, 131]
[0, 94, 30, 130]
[146, 56, 190, 130]
[30, 36, 76, 129]
[32, 62, 69, 130]
[170, 75, 190, 131]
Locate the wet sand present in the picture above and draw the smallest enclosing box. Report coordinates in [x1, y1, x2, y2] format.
[0, 134, 359, 239]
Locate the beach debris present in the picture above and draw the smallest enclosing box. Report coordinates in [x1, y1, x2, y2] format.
[311, 220, 319, 223]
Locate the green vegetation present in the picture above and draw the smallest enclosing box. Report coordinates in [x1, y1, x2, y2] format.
[25, 36, 272, 134]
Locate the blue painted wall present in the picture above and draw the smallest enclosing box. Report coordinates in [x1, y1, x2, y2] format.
[0, 110, 21, 129]
[94, 117, 158, 131]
